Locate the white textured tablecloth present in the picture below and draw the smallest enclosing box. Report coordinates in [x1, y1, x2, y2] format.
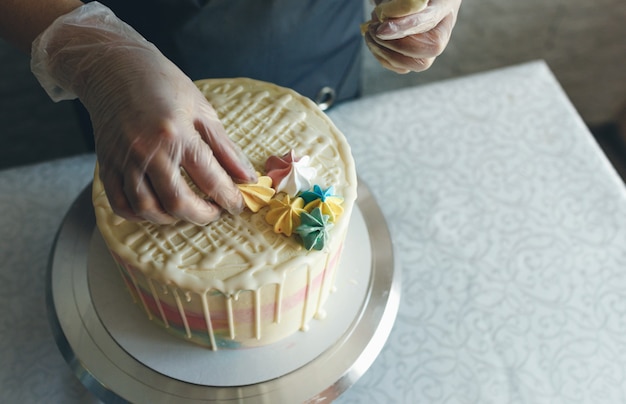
[2, 61, 626, 403]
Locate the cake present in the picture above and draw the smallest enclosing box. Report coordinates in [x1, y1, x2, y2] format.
[92, 78, 357, 350]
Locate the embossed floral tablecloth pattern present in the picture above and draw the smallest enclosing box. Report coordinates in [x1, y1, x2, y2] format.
[2, 61, 626, 403]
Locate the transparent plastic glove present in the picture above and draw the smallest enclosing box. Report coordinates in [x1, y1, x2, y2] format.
[31, 2, 256, 225]
[363, 0, 462, 73]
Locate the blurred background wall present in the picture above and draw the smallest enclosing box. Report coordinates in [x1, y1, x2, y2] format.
[1, 0, 625, 169]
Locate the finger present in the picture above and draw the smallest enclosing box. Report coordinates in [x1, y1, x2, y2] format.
[182, 135, 245, 216]
[375, 11, 441, 41]
[369, 14, 454, 60]
[375, 2, 455, 40]
[144, 151, 223, 225]
[98, 130, 177, 224]
[365, 31, 434, 73]
[123, 167, 178, 224]
[195, 99, 257, 184]
[375, 0, 429, 20]
[369, 31, 439, 61]
[99, 167, 142, 222]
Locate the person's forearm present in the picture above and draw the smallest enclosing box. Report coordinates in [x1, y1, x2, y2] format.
[0, 0, 84, 53]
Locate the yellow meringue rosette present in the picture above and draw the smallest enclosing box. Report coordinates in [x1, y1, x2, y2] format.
[237, 175, 275, 213]
[265, 194, 306, 236]
[300, 185, 344, 223]
[303, 197, 344, 223]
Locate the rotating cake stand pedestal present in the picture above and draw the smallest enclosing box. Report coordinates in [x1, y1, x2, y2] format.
[47, 180, 399, 403]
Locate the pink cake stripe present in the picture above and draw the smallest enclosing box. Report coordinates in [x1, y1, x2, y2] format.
[114, 242, 342, 337]
[122, 265, 327, 332]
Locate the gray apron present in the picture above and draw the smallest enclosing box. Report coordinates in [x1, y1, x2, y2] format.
[96, 0, 364, 107]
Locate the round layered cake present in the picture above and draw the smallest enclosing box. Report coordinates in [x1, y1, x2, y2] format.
[92, 78, 357, 350]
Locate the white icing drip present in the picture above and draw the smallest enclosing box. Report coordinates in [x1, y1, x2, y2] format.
[300, 267, 312, 331]
[127, 268, 152, 320]
[315, 309, 327, 320]
[226, 296, 235, 340]
[254, 289, 261, 340]
[117, 265, 136, 303]
[274, 282, 283, 324]
[315, 257, 331, 318]
[200, 293, 217, 351]
[148, 278, 169, 328]
[172, 289, 191, 339]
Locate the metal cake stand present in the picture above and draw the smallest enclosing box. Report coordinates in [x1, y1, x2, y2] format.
[46, 180, 399, 403]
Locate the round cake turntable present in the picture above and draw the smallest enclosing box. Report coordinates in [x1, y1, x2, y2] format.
[46, 180, 399, 403]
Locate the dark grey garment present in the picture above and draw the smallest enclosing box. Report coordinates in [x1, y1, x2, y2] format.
[95, 0, 364, 105]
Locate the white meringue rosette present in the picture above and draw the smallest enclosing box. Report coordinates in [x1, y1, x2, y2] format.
[265, 150, 317, 196]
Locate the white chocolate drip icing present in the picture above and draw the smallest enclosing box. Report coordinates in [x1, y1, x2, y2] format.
[172, 289, 191, 339]
[126, 265, 152, 320]
[117, 265, 136, 303]
[275, 282, 283, 324]
[227, 297, 235, 340]
[118, 242, 344, 350]
[200, 293, 217, 350]
[301, 268, 313, 331]
[148, 278, 169, 328]
[254, 290, 261, 340]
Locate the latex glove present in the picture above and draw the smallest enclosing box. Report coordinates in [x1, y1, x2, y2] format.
[363, 0, 462, 73]
[31, 2, 256, 225]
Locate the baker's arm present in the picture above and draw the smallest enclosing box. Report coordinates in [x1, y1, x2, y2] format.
[0, 1, 256, 225]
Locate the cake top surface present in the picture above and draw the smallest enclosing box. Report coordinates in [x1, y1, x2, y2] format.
[93, 78, 357, 295]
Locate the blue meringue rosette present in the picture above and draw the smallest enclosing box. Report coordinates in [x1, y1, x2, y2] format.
[300, 185, 335, 204]
[300, 185, 344, 223]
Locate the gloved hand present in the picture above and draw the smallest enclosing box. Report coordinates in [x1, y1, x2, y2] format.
[31, 2, 256, 225]
[363, 0, 462, 73]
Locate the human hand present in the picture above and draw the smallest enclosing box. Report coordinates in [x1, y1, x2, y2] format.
[363, 0, 462, 73]
[31, 2, 256, 225]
